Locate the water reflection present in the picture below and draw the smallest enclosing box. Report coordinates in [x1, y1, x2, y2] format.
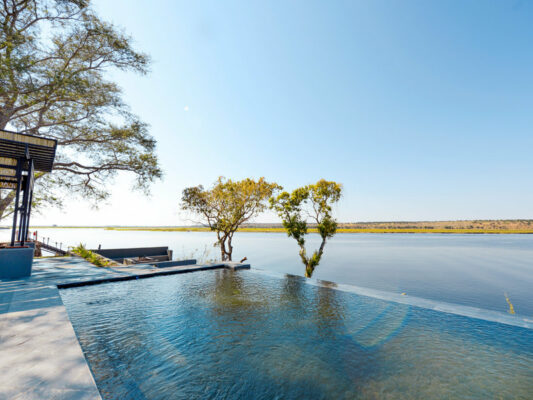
[60, 270, 533, 399]
[207, 269, 274, 317]
[314, 283, 346, 338]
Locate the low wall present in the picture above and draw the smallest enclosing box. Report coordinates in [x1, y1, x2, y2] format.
[92, 247, 170, 262]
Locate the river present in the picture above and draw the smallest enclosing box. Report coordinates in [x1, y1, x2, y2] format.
[2, 228, 532, 318]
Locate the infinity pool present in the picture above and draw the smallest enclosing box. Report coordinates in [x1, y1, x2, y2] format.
[61, 270, 533, 399]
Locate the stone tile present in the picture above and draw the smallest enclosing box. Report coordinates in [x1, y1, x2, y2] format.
[0, 306, 101, 399]
[0, 258, 105, 399]
[9, 387, 100, 400]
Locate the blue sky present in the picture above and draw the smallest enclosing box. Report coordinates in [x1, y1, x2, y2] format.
[35, 0, 533, 225]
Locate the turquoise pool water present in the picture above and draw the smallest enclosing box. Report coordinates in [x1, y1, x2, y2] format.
[60, 269, 533, 399]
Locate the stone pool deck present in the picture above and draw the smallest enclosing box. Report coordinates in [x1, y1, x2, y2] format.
[0, 256, 249, 399]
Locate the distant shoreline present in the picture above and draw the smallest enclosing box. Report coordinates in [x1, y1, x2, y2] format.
[106, 227, 533, 234]
[4, 220, 532, 234]
[14, 226, 533, 234]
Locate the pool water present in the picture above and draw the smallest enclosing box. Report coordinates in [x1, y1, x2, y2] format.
[60, 270, 533, 399]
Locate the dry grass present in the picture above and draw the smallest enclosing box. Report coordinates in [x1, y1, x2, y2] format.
[28, 220, 533, 234]
[104, 226, 533, 234]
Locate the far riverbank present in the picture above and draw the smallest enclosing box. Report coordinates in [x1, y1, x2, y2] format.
[18, 226, 533, 234]
[15, 219, 533, 234]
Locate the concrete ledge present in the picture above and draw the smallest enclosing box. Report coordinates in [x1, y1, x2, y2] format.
[151, 259, 196, 268]
[58, 262, 251, 289]
[223, 262, 251, 270]
[57, 264, 224, 289]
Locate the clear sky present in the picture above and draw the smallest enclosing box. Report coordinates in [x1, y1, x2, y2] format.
[33, 0, 533, 226]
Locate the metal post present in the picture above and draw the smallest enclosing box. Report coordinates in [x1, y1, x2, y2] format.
[10, 158, 23, 247]
[21, 159, 34, 246]
[19, 178, 29, 245]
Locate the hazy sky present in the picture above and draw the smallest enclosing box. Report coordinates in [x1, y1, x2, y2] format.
[32, 0, 533, 226]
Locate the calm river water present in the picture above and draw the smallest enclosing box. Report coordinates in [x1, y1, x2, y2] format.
[3, 228, 532, 318]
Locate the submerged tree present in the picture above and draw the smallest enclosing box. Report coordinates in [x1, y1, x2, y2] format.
[270, 180, 342, 278]
[0, 0, 162, 220]
[181, 177, 280, 261]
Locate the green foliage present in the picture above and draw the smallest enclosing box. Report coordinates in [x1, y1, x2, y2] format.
[0, 171, 61, 221]
[181, 177, 280, 261]
[0, 0, 162, 219]
[72, 243, 112, 267]
[270, 179, 342, 278]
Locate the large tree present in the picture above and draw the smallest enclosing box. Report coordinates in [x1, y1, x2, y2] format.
[181, 177, 280, 261]
[270, 180, 342, 278]
[0, 0, 162, 220]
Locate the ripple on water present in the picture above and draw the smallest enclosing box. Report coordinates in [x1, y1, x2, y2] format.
[60, 269, 533, 400]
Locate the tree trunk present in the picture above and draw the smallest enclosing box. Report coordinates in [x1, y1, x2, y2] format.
[226, 233, 233, 261]
[317, 237, 327, 258]
[0, 114, 9, 130]
[0, 191, 16, 223]
[218, 235, 232, 261]
[304, 238, 328, 278]
[219, 239, 227, 261]
[298, 245, 307, 266]
[217, 232, 234, 262]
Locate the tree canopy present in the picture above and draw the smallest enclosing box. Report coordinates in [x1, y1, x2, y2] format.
[270, 179, 342, 278]
[0, 0, 162, 219]
[181, 177, 280, 261]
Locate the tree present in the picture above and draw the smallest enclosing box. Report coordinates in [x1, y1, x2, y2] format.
[270, 179, 342, 278]
[0, 0, 162, 220]
[181, 177, 280, 261]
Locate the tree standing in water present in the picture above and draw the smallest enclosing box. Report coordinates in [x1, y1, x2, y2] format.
[181, 177, 280, 261]
[270, 180, 342, 278]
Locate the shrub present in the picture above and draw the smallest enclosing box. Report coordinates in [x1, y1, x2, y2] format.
[72, 244, 113, 267]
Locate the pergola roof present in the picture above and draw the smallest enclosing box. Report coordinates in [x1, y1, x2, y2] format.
[0, 130, 57, 173]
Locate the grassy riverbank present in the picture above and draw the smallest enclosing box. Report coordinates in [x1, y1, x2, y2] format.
[103, 226, 533, 234]
[21, 220, 533, 234]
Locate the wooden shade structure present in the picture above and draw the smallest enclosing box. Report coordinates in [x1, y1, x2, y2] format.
[0, 129, 57, 246]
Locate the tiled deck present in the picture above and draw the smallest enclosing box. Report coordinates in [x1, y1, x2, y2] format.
[0, 256, 248, 399]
